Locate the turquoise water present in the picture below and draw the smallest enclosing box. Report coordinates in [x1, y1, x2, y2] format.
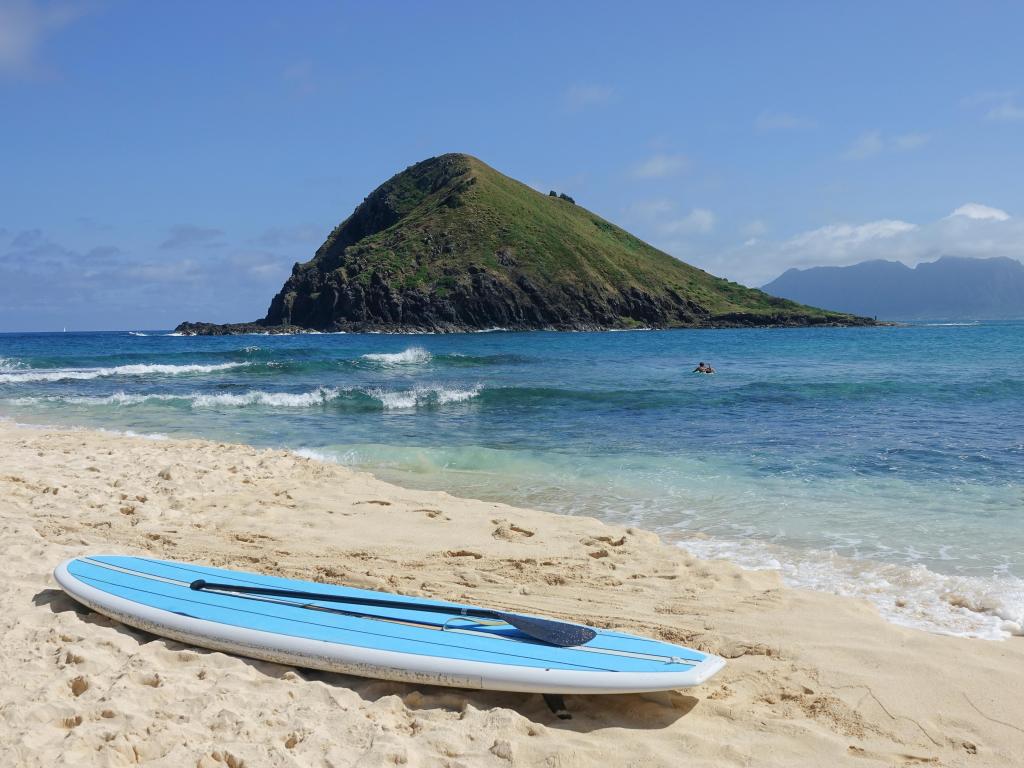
[2, 324, 1022, 638]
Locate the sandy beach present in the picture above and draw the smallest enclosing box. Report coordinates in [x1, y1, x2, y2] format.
[1, 421, 1021, 767]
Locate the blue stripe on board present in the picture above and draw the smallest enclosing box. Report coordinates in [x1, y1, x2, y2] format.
[100, 555, 707, 664]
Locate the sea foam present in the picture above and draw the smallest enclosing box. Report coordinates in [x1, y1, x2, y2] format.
[0, 362, 247, 384]
[190, 387, 342, 408]
[369, 384, 482, 409]
[361, 347, 432, 365]
[677, 536, 1024, 640]
[8, 384, 483, 410]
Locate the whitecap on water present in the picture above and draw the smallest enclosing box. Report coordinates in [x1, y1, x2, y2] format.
[8, 384, 484, 411]
[367, 384, 481, 409]
[0, 361, 248, 384]
[361, 347, 432, 365]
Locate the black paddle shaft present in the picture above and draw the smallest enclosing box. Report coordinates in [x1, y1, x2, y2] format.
[189, 579, 596, 647]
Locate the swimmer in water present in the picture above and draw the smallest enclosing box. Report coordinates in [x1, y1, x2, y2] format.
[693, 361, 716, 374]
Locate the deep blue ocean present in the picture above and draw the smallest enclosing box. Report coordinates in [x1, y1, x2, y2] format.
[2, 323, 1022, 638]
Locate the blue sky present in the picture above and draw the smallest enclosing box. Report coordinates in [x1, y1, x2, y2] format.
[2, 1, 1023, 331]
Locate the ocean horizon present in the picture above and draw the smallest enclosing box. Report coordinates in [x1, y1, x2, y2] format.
[3, 322, 1022, 641]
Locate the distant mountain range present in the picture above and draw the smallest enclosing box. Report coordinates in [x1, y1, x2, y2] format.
[762, 256, 1024, 320]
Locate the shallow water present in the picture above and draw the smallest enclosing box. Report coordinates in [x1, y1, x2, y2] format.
[2, 323, 1022, 638]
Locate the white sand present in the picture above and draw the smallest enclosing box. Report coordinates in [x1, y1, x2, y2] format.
[1, 421, 1021, 767]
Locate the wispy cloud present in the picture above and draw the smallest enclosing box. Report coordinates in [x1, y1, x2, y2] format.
[843, 130, 930, 159]
[742, 219, 768, 237]
[631, 153, 689, 179]
[687, 202, 1017, 287]
[784, 219, 918, 253]
[963, 91, 1024, 122]
[0, 0, 88, 77]
[159, 225, 226, 250]
[891, 132, 930, 151]
[754, 111, 817, 132]
[0, 226, 299, 330]
[625, 198, 716, 243]
[947, 202, 1010, 222]
[662, 208, 715, 235]
[988, 101, 1024, 122]
[249, 225, 322, 248]
[844, 131, 884, 159]
[564, 84, 614, 111]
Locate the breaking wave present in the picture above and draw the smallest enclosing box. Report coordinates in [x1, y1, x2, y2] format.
[0, 362, 248, 384]
[368, 384, 482, 409]
[361, 347, 432, 365]
[8, 384, 483, 411]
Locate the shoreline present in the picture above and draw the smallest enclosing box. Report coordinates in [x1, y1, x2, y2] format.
[1, 421, 1022, 766]
[9, 415, 1019, 641]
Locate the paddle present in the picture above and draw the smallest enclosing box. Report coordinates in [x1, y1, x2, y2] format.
[189, 579, 597, 648]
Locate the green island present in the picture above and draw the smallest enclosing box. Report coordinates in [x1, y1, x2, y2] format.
[176, 154, 873, 334]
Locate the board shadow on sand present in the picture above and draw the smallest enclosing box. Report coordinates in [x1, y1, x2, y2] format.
[34, 587, 696, 732]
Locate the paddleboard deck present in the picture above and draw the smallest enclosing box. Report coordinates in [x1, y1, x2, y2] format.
[54, 555, 725, 694]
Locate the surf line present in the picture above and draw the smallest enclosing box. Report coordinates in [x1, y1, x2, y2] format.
[83, 557, 696, 666]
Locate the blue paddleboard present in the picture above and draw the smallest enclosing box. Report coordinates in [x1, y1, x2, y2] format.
[55, 555, 725, 694]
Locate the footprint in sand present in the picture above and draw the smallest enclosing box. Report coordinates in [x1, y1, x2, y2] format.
[444, 550, 484, 559]
[134, 672, 162, 688]
[416, 508, 450, 521]
[69, 675, 89, 697]
[491, 519, 535, 540]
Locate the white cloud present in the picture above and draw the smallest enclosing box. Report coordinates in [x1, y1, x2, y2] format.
[988, 101, 1024, 121]
[754, 111, 816, 132]
[0, 0, 86, 76]
[964, 91, 1024, 122]
[843, 130, 929, 159]
[631, 153, 689, 179]
[564, 84, 614, 111]
[672, 202, 1019, 288]
[892, 132, 930, 151]
[948, 203, 1011, 222]
[0, 226, 297, 330]
[784, 219, 917, 253]
[844, 130, 884, 159]
[742, 219, 768, 237]
[623, 199, 716, 257]
[662, 208, 716, 235]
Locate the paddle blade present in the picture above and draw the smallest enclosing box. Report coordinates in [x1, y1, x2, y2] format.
[497, 612, 597, 647]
